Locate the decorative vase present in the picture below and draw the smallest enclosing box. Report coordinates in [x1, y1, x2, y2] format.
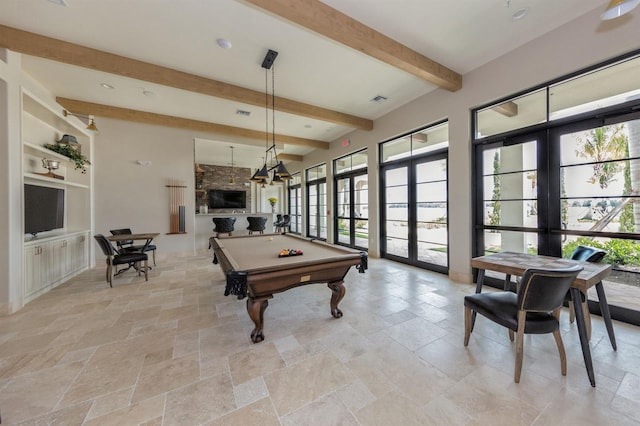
[271, 204, 276, 213]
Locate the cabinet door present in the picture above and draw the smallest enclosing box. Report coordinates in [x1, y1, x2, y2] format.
[69, 234, 88, 273]
[51, 239, 70, 281]
[23, 243, 50, 298]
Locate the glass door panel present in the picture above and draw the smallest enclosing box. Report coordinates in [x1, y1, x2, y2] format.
[557, 119, 640, 315]
[384, 167, 409, 259]
[416, 159, 448, 268]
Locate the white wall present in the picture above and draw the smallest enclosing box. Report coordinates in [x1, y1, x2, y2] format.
[296, 7, 640, 283]
[93, 118, 197, 257]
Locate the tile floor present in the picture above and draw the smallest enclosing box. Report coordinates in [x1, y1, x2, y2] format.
[1, 252, 639, 425]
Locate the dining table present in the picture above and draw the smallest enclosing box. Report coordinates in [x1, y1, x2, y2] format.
[471, 251, 615, 387]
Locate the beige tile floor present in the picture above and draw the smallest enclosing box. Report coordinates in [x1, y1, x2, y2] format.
[1, 252, 640, 425]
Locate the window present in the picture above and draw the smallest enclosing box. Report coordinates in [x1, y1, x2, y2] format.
[306, 164, 326, 239]
[473, 51, 640, 324]
[380, 122, 449, 273]
[287, 173, 302, 235]
[334, 150, 368, 250]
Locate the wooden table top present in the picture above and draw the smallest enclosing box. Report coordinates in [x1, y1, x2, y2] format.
[107, 233, 159, 241]
[471, 251, 612, 292]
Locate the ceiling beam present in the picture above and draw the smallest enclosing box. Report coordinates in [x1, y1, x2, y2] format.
[0, 24, 373, 131]
[492, 101, 519, 117]
[57, 98, 330, 150]
[277, 153, 303, 162]
[243, 0, 462, 91]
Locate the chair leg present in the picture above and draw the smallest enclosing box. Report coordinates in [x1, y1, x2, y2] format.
[463, 306, 472, 346]
[552, 308, 567, 376]
[583, 300, 591, 340]
[569, 295, 575, 323]
[143, 259, 148, 281]
[514, 311, 526, 383]
[152, 250, 156, 266]
[508, 329, 514, 342]
[107, 262, 113, 288]
[137, 262, 141, 277]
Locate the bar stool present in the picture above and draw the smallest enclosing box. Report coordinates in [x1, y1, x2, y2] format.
[247, 216, 267, 235]
[212, 217, 236, 237]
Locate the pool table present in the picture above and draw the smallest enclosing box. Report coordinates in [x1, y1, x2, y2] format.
[209, 233, 367, 343]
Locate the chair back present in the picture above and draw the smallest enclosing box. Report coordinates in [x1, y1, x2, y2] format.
[280, 214, 290, 226]
[247, 216, 267, 231]
[275, 214, 283, 224]
[110, 228, 134, 247]
[213, 217, 236, 233]
[518, 265, 582, 312]
[570, 245, 606, 263]
[94, 234, 116, 256]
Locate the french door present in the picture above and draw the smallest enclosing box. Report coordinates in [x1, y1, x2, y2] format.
[381, 152, 448, 273]
[335, 171, 368, 250]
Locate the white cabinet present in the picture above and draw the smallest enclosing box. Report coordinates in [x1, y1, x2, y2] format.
[23, 231, 89, 302]
[23, 243, 51, 299]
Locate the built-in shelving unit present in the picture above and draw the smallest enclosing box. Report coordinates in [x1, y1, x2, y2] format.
[21, 91, 93, 304]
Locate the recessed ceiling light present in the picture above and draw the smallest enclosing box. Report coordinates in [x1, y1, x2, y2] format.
[370, 95, 388, 103]
[236, 109, 251, 116]
[47, 0, 68, 6]
[142, 89, 155, 97]
[304, 124, 312, 128]
[100, 83, 115, 90]
[512, 7, 529, 20]
[216, 38, 232, 49]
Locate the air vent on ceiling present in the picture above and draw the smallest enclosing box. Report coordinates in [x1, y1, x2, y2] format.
[236, 109, 251, 116]
[370, 95, 388, 103]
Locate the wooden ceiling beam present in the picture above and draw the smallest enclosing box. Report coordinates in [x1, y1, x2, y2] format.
[277, 153, 303, 162]
[0, 24, 372, 131]
[244, 0, 462, 91]
[492, 101, 519, 117]
[57, 98, 330, 150]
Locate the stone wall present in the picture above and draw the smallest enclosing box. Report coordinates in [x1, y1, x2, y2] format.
[195, 163, 252, 213]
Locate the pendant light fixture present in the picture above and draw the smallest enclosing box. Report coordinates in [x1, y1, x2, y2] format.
[601, 0, 640, 20]
[249, 49, 291, 186]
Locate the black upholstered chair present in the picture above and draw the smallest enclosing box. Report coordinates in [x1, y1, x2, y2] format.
[275, 214, 290, 233]
[274, 214, 283, 227]
[94, 234, 148, 287]
[213, 217, 236, 237]
[566, 245, 615, 348]
[464, 265, 582, 383]
[110, 228, 157, 266]
[247, 216, 267, 235]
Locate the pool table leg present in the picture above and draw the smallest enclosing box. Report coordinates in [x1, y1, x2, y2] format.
[328, 280, 346, 318]
[247, 296, 272, 343]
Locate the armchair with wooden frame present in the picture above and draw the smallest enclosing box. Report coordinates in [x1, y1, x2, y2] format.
[464, 265, 582, 383]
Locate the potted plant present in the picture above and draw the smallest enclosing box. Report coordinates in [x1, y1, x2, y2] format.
[43, 143, 91, 173]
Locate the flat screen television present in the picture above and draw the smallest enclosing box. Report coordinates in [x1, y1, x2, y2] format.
[24, 184, 65, 237]
[209, 189, 246, 209]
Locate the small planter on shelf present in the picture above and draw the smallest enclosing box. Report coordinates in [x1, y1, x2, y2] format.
[43, 137, 90, 174]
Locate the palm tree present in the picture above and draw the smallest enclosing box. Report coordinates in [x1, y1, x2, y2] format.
[628, 119, 640, 228]
[575, 125, 627, 189]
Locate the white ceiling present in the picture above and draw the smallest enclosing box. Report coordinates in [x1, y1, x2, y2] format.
[0, 0, 608, 168]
